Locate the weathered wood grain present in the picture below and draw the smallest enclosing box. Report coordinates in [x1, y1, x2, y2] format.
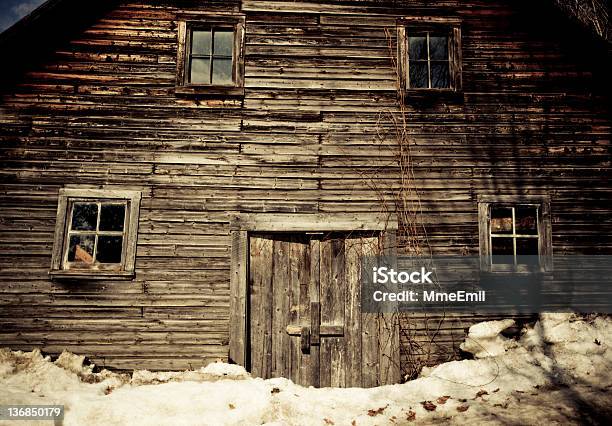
[0, 0, 609, 375]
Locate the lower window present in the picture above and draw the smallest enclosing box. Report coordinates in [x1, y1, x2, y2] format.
[478, 198, 552, 272]
[50, 189, 141, 279]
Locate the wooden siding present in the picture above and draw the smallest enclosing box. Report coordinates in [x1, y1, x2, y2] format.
[0, 0, 610, 375]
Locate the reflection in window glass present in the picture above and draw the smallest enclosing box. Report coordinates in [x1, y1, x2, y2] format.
[214, 30, 233, 56]
[515, 206, 538, 235]
[409, 62, 428, 88]
[429, 36, 448, 60]
[212, 58, 233, 85]
[408, 36, 427, 60]
[491, 207, 513, 234]
[192, 30, 211, 55]
[190, 58, 210, 84]
[65, 201, 127, 268]
[407, 32, 450, 89]
[431, 63, 450, 88]
[68, 235, 95, 264]
[187, 27, 234, 86]
[489, 204, 540, 267]
[71, 203, 98, 231]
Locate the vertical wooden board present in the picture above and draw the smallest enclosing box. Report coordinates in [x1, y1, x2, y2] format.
[361, 236, 381, 388]
[330, 337, 346, 388]
[381, 231, 400, 385]
[229, 230, 248, 366]
[309, 238, 321, 388]
[378, 313, 399, 385]
[321, 236, 347, 387]
[249, 235, 273, 378]
[297, 236, 313, 387]
[288, 236, 304, 384]
[319, 238, 332, 387]
[271, 238, 290, 378]
[344, 236, 362, 387]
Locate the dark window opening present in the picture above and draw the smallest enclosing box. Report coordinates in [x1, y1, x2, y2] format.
[65, 201, 127, 269]
[407, 33, 450, 89]
[490, 205, 540, 267]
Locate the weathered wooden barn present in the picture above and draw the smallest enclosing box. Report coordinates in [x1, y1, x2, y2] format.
[0, 0, 610, 387]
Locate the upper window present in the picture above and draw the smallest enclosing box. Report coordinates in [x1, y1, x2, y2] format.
[397, 19, 462, 92]
[478, 198, 552, 272]
[407, 33, 450, 89]
[176, 15, 245, 96]
[50, 189, 141, 279]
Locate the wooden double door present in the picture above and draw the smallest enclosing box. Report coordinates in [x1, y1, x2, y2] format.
[248, 232, 398, 388]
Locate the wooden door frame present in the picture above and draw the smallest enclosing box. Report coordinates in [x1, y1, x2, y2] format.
[228, 213, 399, 376]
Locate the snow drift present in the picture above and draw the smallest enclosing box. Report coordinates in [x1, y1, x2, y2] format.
[0, 313, 610, 425]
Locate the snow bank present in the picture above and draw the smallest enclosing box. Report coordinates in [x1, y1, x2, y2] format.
[1, 314, 610, 425]
[459, 318, 517, 358]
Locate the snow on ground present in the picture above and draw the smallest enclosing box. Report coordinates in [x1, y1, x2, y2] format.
[1, 313, 611, 425]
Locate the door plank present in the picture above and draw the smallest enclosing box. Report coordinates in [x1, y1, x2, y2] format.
[288, 236, 302, 384]
[249, 235, 273, 378]
[344, 236, 363, 387]
[308, 238, 321, 387]
[296, 236, 313, 386]
[319, 238, 332, 387]
[272, 238, 291, 378]
[362, 236, 381, 388]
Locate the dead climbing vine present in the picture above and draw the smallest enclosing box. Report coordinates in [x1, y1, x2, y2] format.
[352, 28, 457, 381]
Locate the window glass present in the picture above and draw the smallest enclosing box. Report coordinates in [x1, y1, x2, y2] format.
[192, 30, 211, 55]
[71, 203, 98, 231]
[186, 27, 234, 86]
[431, 63, 450, 88]
[491, 237, 514, 265]
[515, 206, 538, 235]
[488, 204, 541, 268]
[190, 58, 210, 84]
[97, 236, 123, 264]
[407, 32, 450, 89]
[212, 58, 233, 85]
[68, 235, 95, 264]
[409, 62, 428, 88]
[213, 30, 233, 56]
[408, 36, 427, 60]
[490, 207, 513, 234]
[429, 36, 448, 60]
[99, 204, 125, 232]
[65, 201, 127, 268]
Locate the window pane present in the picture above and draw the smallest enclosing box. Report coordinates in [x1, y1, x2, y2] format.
[431, 63, 450, 88]
[67, 235, 95, 264]
[516, 238, 539, 266]
[516, 238, 538, 255]
[213, 30, 233, 56]
[191, 30, 211, 56]
[409, 62, 428, 88]
[97, 236, 123, 264]
[515, 206, 538, 235]
[71, 203, 98, 231]
[190, 58, 211, 84]
[408, 36, 427, 60]
[99, 204, 125, 232]
[491, 237, 514, 264]
[490, 207, 513, 234]
[212, 58, 233, 85]
[429, 36, 448, 60]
